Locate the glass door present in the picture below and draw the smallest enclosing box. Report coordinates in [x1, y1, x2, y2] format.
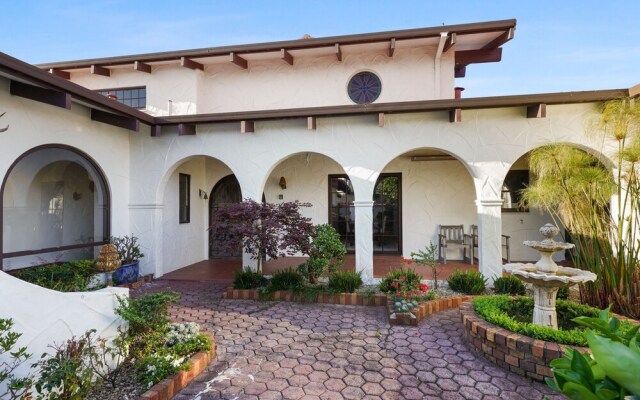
[373, 174, 401, 253]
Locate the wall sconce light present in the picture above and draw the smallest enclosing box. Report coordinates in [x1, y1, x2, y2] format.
[198, 189, 208, 200]
[72, 192, 82, 201]
[279, 177, 287, 190]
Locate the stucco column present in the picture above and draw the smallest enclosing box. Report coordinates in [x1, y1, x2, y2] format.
[353, 200, 375, 283]
[476, 199, 504, 284]
[128, 203, 164, 277]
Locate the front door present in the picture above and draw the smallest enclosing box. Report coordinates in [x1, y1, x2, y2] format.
[209, 175, 242, 258]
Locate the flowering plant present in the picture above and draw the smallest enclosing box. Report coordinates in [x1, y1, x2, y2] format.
[380, 264, 435, 313]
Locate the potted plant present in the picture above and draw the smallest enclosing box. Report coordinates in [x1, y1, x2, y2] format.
[110, 235, 144, 285]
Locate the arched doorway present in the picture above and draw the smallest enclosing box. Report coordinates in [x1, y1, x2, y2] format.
[209, 175, 242, 258]
[1, 145, 110, 270]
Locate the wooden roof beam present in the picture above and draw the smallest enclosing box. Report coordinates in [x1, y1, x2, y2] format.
[230, 52, 248, 69]
[10, 80, 71, 109]
[90, 65, 110, 77]
[335, 43, 342, 62]
[91, 109, 140, 131]
[281, 49, 294, 66]
[178, 123, 196, 136]
[455, 48, 502, 65]
[455, 65, 467, 78]
[307, 116, 316, 130]
[443, 33, 457, 53]
[180, 57, 204, 71]
[527, 103, 547, 118]
[378, 113, 385, 127]
[150, 125, 162, 137]
[49, 69, 70, 79]
[388, 38, 396, 57]
[134, 61, 152, 73]
[449, 108, 462, 123]
[241, 120, 254, 133]
[482, 28, 515, 49]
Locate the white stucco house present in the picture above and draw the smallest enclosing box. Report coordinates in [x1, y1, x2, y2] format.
[1, 18, 637, 284]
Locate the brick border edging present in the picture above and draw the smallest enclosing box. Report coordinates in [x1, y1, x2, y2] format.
[388, 296, 473, 326]
[223, 287, 388, 306]
[137, 334, 217, 400]
[459, 300, 586, 381]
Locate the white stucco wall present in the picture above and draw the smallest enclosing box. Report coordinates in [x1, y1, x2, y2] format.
[126, 102, 614, 278]
[68, 47, 455, 115]
[0, 271, 128, 390]
[0, 77, 133, 270]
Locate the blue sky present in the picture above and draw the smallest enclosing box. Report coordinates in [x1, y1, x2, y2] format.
[1, 1, 638, 97]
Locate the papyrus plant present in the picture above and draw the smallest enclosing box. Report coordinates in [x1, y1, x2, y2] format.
[521, 97, 640, 318]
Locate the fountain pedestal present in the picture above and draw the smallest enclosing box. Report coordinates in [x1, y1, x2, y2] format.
[503, 224, 597, 329]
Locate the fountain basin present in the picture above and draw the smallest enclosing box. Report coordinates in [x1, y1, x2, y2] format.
[503, 264, 597, 287]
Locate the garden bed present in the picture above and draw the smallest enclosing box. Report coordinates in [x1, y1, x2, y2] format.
[459, 300, 586, 381]
[388, 295, 473, 326]
[223, 287, 387, 306]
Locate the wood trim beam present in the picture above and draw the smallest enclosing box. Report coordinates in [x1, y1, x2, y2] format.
[455, 48, 502, 65]
[455, 65, 466, 78]
[230, 52, 248, 69]
[134, 61, 152, 73]
[482, 28, 515, 49]
[281, 49, 294, 65]
[526, 103, 547, 118]
[90, 64, 110, 76]
[91, 109, 140, 131]
[335, 43, 342, 62]
[178, 123, 196, 136]
[180, 57, 204, 71]
[378, 113, 385, 127]
[241, 120, 254, 133]
[150, 125, 162, 137]
[49, 68, 70, 79]
[449, 108, 462, 123]
[307, 116, 316, 130]
[443, 33, 457, 53]
[10, 80, 71, 109]
[388, 38, 396, 57]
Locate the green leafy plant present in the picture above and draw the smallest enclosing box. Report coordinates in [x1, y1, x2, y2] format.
[0, 319, 32, 400]
[85, 332, 128, 390]
[411, 241, 440, 289]
[557, 286, 570, 300]
[546, 307, 640, 399]
[379, 266, 423, 293]
[14, 260, 97, 292]
[298, 224, 346, 284]
[521, 98, 640, 318]
[268, 268, 304, 291]
[328, 270, 363, 293]
[32, 331, 96, 400]
[110, 235, 144, 264]
[393, 298, 419, 314]
[115, 291, 180, 360]
[448, 269, 487, 295]
[233, 267, 267, 289]
[493, 275, 526, 296]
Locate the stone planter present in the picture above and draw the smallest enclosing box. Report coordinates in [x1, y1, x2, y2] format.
[387, 296, 472, 326]
[112, 261, 140, 285]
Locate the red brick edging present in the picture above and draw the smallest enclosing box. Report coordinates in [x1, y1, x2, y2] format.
[388, 296, 473, 326]
[137, 334, 217, 400]
[223, 287, 388, 306]
[459, 301, 586, 381]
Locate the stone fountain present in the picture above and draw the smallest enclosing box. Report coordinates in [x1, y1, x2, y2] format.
[503, 224, 597, 329]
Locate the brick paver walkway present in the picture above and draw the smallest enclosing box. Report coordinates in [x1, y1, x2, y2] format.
[133, 281, 565, 400]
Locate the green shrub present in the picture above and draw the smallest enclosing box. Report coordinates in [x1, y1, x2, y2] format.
[379, 268, 422, 293]
[557, 286, 569, 300]
[298, 224, 347, 284]
[448, 269, 487, 295]
[493, 275, 526, 296]
[33, 331, 96, 400]
[328, 270, 363, 293]
[473, 296, 637, 346]
[14, 260, 97, 292]
[233, 267, 267, 289]
[0, 319, 32, 400]
[269, 268, 304, 291]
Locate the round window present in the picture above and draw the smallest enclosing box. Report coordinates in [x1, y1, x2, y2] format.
[347, 72, 382, 104]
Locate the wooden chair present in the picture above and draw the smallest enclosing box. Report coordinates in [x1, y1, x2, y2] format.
[466, 224, 511, 264]
[438, 225, 468, 264]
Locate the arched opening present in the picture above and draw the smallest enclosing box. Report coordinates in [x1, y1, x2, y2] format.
[209, 174, 242, 258]
[1, 145, 110, 270]
[378, 148, 477, 276]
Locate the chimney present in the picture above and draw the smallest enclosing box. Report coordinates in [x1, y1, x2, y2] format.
[454, 87, 465, 99]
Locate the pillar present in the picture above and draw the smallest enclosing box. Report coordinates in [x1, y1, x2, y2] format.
[476, 199, 504, 284]
[353, 200, 374, 283]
